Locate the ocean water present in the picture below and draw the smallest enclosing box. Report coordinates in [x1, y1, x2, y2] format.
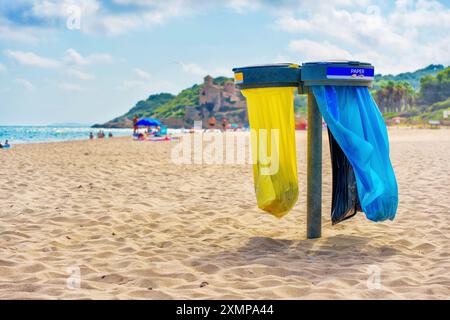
[0, 126, 134, 144]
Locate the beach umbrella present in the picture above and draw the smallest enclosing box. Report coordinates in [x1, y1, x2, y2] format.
[135, 118, 161, 127]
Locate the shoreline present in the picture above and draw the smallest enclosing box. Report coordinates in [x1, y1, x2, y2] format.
[1, 136, 126, 146]
[2, 125, 447, 146]
[0, 127, 133, 146]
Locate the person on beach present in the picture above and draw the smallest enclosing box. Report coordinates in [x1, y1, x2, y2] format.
[4, 140, 10, 148]
[133, 116, 139, 134]
[0, 142, 3, 149]
[97, 131, 105, 139]
[89, 132, 94, 140]
[208, 116, 216, 131]
[222, 118, 227, 132]
[108, 132, 113, 138]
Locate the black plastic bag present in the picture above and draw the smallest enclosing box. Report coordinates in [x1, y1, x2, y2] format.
[328, 129, 361, 224]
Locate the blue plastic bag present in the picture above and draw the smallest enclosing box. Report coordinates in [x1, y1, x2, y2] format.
[312, 85, 398, 222]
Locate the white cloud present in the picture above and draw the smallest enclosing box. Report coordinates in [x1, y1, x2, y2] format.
[274, 0, 450, 73]
[226, 0, 261, 13]
[67, 68, 95, 80]
[4, 50, 60, 68]
[31, 0, 100, 18]
[31, 1, 69, 18]
[0, 0, 201, 38]
[0, 18, 40, 43]
[88, 53, 113, 64]
[179, 62, 207, 76]
[288, 39, 353, 61]
[3, 48, 112, 73]
[0, 1, 98, 43]
[14, 78, 35, 91]
[210, 66, 234, 78]
[64, 48, 87, 65]
[0, 63, 5, 72]
[57, 82, 85, 91]
[120, 80, 149, 90]
[133, 68, 151, 80]
[64, 48, 113, 66]
[275, 15, 313, 31]
[118, 79, 176, 94]
[118, 66, 178, 93]
[24, 0, 195, 36]
[391, 0, 450, 28]
[95, 15, 142, 35]
[179, 62, 233, 78]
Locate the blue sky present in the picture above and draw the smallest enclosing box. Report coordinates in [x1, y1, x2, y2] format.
[0, 0, 449, 125]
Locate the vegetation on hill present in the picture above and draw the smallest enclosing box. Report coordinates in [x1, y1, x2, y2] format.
[150, 84, 202, 119]
[417, 67, 450, 106]
[96, 93, 175, 127]
[374, 64, 444, 90]
[95, 76, 235, 127]
[371, 81, 415, 113]
[374, 67, 450, 122]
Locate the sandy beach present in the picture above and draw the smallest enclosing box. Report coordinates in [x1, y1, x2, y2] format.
[0, 128, 449, 299]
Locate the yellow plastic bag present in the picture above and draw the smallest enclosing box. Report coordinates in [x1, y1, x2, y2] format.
[242, 87, 299, 217]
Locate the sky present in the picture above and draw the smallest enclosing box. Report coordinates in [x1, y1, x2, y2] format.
[0, 0, 449, 125]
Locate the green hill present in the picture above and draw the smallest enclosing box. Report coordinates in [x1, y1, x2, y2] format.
[374, 64, 444, 90]
[374, 66, 450, 122]
[150, 84, 201, 119]
[126, 93, 175, 118]
[93, 76, 233, 128]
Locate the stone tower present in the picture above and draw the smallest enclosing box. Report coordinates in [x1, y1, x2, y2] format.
[199, 75, 222, 112]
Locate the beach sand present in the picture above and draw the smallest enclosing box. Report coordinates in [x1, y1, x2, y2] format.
[0, 128, 449, 299]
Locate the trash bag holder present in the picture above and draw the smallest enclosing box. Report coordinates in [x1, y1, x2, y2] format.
[233, 61, 376, 239]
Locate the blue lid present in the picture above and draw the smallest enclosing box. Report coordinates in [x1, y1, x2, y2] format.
[232, 63, 301, 89]
[302, 61, 374, 87]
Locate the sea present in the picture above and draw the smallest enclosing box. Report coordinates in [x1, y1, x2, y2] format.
[0, 126, 134, 144]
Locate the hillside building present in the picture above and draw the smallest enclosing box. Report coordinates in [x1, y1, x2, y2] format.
[185, 75, 247, 126]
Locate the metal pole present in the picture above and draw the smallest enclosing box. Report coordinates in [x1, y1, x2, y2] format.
[307, 92, 322, 239]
